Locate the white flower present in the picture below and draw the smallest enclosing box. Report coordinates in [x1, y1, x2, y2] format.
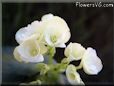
[16, 14, 71, 48]
[64, 42, 86, 61]
[15, 20, 43, 44]
[41, 14, 71, 48]
[82, 47, 103, 75]
[66, 64, 84, 85]
[13, 35, 47, 63]
[64, 43, 103, 75]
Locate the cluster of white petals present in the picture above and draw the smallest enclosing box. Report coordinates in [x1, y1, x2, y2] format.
[14, 13, 71, 63]
[42, 14, 71, 47]
[14, 34, 47, 63]
[65, 42, 103, 84]
[14, 13, 103, 85]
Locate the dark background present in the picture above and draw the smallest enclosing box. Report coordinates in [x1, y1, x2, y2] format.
[2, 3, 113, 85]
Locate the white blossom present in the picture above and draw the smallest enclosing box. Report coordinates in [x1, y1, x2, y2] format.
[64, 42, 86, 61]
[14, 35, 47, 63]
[16, 14, 71, 48]
[66, 64, 84, 85]
[41, 14, 71, 48]
[13, 13, 103, 85]
[15, 20, 44, 44]
[82, 47, 103, 75]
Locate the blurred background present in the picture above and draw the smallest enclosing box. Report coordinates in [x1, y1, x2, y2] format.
[2, 3, 113, 85]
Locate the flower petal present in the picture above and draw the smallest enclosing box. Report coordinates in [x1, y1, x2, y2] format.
[66, 64, 84, 85]
[14, 36, 45, 63]
[41, 13, 54, 21]
[15, 21, 40, 44]
[13, 47, 22, 62]
[24, 54, 44, 63]
[44, 33, 53, 46]
[56, 43, 66, 48]
[82, 47, 103, 75]
[65, 43, 86, 61]
[39, 44, 48, 54]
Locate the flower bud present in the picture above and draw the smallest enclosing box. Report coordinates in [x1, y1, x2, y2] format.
[66, 64, 84, 85]
[64, 42, 86, 61]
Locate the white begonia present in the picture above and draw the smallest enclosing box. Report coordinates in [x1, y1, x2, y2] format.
[66, 64, 84, 85]
[16, 14, 71, 48]
[64, 42, 86, 61]
[41, 14, 71, 48]
[13, 35, 47, 63]
[15, 20, 44, 44]
[82, 47, 103, 75]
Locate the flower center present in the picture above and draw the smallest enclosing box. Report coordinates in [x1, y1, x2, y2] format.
[50, 35, 57, 43]
[30, 49, 38, 57]
[69, 73, 76, 80]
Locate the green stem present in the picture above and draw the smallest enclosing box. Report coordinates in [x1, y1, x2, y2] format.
[49, 54, 53, 64]
[48, 47, 56, 64]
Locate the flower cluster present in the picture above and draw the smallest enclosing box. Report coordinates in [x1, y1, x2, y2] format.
[64, 43, 103, 85]
[14, 13, 103, 85]
[14, 14, 70, 63]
